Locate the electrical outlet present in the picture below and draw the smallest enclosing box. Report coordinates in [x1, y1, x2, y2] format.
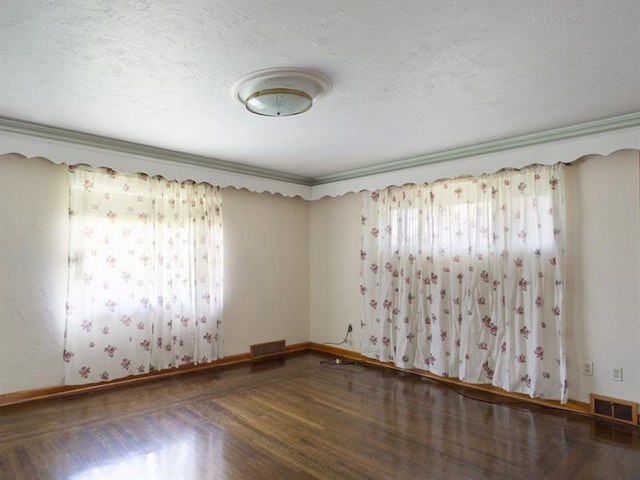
[582, 361, 593, 376]
[347, 323, 353, 333]
[609, 366, 623, 382]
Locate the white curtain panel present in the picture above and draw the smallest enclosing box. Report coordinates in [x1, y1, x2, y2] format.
[360, 164, 567, 401]
[63, 166, 223, 385]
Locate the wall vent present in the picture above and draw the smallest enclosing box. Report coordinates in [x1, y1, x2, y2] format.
[250, 340, 286, 358]
[589, 394, 638, 426]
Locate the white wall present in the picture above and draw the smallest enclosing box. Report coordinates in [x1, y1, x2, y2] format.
[0, 155, 309, 395]
[309, 151, 640, 404]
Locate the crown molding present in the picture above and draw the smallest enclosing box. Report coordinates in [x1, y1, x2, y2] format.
[0, 116, 315, 186]
[1, 113, 639, 192]
[312, 112, 640, 185]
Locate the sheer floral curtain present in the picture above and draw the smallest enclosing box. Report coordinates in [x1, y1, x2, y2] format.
[360, 164, 567, 401]
[63, 165, 223, 385]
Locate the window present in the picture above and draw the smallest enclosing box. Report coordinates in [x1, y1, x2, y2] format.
[361, 164, 568, 401]
[63, 166, 223, 385]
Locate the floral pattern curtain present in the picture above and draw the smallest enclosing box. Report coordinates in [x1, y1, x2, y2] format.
[63, 166, 223, 385]
[360, 164, 567, 401]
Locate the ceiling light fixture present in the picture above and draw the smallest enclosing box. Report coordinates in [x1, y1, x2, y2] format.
[232, 68, 331, 117]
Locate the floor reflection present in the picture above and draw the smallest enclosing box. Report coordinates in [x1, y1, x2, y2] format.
[2, 353, 639, 480]
[591, 420, 640, 447]
[68, 434, 224, 479]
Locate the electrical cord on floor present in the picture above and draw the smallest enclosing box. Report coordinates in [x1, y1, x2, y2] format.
[318, 357, 367, 373]
[319, 358, 361, 367]
[315, 356, 633, 427]
[443, 384, 533, 406]
[317, 324, 561, 407]
[418, 372, 553, 407]
[317, 355, 554, 407]
[319, 325, 364, 370]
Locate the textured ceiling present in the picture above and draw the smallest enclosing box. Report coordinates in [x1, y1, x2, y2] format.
[1, 0, 639, 180]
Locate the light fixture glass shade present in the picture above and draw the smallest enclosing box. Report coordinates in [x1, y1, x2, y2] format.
[245, 88, 312, 117]
[232, 68, 331, 118]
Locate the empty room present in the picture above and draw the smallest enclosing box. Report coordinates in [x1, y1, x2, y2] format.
[1, 1, 639, 479]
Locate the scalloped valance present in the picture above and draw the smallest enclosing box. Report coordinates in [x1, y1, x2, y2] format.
[1, 115, 639, 200]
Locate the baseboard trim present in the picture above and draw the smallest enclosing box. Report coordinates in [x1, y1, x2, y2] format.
[309, 343, 594, 417]
[0, 342, 311, 408]
[3, 341, 636, 427]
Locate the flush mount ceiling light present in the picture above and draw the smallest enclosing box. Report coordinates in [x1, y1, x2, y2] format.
[232, 68, 331, 117]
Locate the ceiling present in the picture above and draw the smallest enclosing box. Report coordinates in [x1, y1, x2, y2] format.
[1, 1, 639, 183]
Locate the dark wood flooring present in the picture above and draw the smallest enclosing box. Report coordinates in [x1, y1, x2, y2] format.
[1, 352, 639, 479]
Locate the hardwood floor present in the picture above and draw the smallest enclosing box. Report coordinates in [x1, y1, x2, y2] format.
[1, 352, 638, 480]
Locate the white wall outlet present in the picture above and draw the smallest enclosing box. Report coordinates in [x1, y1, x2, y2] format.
[609, 366, 623, 382]
[582, 361, 593, 376]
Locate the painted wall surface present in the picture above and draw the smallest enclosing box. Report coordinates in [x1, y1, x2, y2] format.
[1, 151, 638, 404]
[309, 151, 640, 404]
[565, 151, 640, 404]
[0, 156, 310, 395]
[0, 155, 68, 394]
[309, 193, 362, 349]
[222, 188, 310, 355]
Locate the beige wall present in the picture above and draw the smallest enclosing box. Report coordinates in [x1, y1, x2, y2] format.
[309, 192, 361, 349]
[222, 188, 309, 355]
[1, 151, 639, 404]
[308, 151, 640, 404]
[564, 150, 640, 403]
[0, 155, 68, 394]
[0, 155, 309, 395]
